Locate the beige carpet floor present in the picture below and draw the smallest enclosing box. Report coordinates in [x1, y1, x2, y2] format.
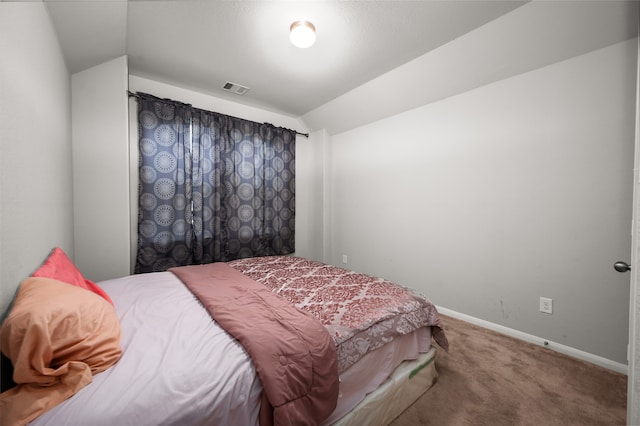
[390, 315, 627, 426]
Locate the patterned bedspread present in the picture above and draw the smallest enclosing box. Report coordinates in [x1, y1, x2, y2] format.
[228, 256, 449, 372]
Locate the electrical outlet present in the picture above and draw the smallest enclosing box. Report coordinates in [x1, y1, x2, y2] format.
[342, 254, 348, 264]
[540, 297, 553, 314]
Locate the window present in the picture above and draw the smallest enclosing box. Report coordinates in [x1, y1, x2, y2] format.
[134, 93, 296, 273]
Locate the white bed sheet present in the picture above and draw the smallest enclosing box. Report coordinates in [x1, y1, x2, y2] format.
[32, 272, 263, 426]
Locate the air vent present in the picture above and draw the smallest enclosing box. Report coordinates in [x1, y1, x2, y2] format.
[222, 81, 250, 96]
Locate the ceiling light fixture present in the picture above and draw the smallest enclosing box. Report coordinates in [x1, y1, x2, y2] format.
[290, 21, 316, 48]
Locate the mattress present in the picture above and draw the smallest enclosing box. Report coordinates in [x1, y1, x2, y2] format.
[334, 347, 439, 426]
[21, 256, 447, 425]
[324, 327, 433, 425]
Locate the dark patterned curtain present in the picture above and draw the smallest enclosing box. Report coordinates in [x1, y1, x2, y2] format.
[134, 93, 296, 273]
[135, 94, 194, 272]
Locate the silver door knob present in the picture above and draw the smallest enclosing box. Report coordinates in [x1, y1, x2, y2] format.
[614, 261, 631, 272]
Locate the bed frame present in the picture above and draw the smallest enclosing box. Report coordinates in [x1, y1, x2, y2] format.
[334, 347, 438, 425]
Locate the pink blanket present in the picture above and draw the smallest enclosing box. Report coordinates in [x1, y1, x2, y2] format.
[170, 263, 339, 426]
[228, 256, 449, 371]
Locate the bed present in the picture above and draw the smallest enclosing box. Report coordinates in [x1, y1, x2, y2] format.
[0, 250, 448, 425]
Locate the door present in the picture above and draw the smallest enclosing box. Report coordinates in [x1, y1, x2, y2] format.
[627, 34, 640, 425]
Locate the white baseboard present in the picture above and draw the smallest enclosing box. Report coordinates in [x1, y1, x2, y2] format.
[436, 306, 628, 375]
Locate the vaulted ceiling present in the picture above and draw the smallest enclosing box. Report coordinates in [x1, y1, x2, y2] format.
[42, 0, 638, 124]
[45, 0, 527, 117]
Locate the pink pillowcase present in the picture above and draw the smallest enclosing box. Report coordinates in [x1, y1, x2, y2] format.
[32, 247, 113, 305]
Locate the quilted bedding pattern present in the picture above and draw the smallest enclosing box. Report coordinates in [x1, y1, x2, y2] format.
[228, 256, 448, 372]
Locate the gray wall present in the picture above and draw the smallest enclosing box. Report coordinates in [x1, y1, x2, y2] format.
[326, 39, 636, 364]
[72, 56, 131, 281]
[0, 3, 74, 316]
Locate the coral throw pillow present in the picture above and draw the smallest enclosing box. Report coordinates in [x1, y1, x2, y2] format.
[0, 276, 122, 425]
[32, 247, 113, 305]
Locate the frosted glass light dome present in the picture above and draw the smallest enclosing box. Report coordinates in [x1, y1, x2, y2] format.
[290, 21, 316, 48]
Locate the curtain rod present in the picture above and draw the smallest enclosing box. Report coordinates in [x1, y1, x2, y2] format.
[127, 90, 309, 138]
